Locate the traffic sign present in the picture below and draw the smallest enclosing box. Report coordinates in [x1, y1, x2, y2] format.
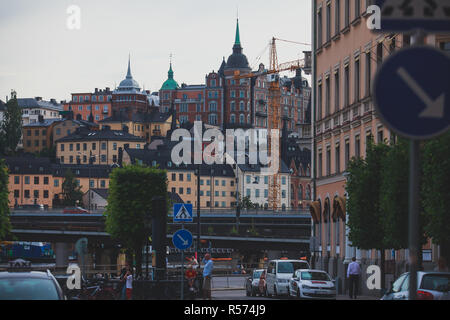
[374, 0, 450, 32]
[172, 229, 193, 250]
[173, 203, 193, 223]
[374, 46, 450, 139]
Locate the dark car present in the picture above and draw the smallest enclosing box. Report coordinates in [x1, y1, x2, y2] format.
[63, 207, 89, 214]
[0, 270, 65, 300]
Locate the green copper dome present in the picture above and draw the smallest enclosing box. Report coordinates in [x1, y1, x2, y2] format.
[161, 63, 179, 91]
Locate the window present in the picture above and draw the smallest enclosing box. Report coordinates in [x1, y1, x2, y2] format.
[34, 190, 39, 199]
[208, 114, 217, 125]
[25, 176, 30, 184]
[187, 188, 191, 195]
[326, 146, 331, 176]
[344, 65, 350, 107]
[318, 151, 323, 178]
[264, 176, 269, 184]
[325, 77, 330, 116]
[355, 135, 361, 158]
[14, 190, 19, 198]
[317, 82, 322, 120]
[255, 189, 260, 198]
[230, 114, 236, 123]
[354, 0, 360, 19]
[14, 176, 20, 184]
[345, 139, 350, 169]
[317, 7, 323, 47]
[92, 143, 96, 150]
[365, 50, 372, 97]
[334, 70, 340, 112]
[101, 155, 106, 162]
[239, 101, 245, 111]
[345, 0, 350, 27]
[281, 176, 286, 185]
[335, 144, 341, 173]
[179, 188, 184, 195]
[54, 179, 59, 187]
[377, 129, 384, 143]
[326, 2, 331, 42]
[354, 58, 360, 102]
[44, 177, 49, 185]
[246, 189, 251, 197]
[230, 101, 236, 111]
[24, 190, 30, 198]
[335, 0, 340, 34]
[100, 180, 106, 188]
[101, 142, 107, 150]
[239, 114, 245, 124]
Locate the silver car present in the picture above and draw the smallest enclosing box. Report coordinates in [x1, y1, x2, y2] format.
[381, 271, 450, 300]
[288, 269, 336, 300]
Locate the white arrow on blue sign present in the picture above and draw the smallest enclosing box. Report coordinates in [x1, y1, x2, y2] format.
[173, 203, 193, 223]
[374, 46, 450, 139]
[172, 229, 193, 250]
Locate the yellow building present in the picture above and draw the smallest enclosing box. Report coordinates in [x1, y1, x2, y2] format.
[99, 111, 175, 143]
[55, 127, 145, 165]
[22, 118, 62, 154]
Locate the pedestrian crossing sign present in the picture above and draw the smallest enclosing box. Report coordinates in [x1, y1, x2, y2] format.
[173, 203, 193, 223]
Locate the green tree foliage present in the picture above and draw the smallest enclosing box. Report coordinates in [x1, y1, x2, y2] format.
[380, 139, 410, 249]
[0, 159, 12, 240]
[346, 140, 389, 250]
[238, 195, 257, 209]
[422, 131, 450, 262]
[62, 169, 83, 207]
[0, 94, 22, 155]
[105, 165, 168, 275]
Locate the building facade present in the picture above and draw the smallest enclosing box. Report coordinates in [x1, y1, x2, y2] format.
[22, 118, 62, 154]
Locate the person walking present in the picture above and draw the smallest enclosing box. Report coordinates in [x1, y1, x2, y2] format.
[125, 266, 133, 300]
[347, 257, 361, 299]
[202, 253, 213, 300]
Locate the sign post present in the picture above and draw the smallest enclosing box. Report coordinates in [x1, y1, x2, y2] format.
[172, 228, 193, 300]
[374, 24, 449, 299]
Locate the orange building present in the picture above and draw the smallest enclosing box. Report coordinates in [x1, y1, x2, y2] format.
[63, 88, 113, 123]
[22, 117, 62, 154]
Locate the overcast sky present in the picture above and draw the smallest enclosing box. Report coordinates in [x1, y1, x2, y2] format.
[0, 0, 311, 102]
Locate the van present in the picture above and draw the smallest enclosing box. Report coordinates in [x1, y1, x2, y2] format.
[265, 259, 310, 297]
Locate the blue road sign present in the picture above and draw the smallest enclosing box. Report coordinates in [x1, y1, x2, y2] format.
[374, 46, 450, 139]
[172, 229, 193, 251]
[173, 203, 193, 223]
[374, 0, 450, 32]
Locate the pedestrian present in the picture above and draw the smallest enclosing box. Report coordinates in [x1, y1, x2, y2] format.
[347, 257, 361, 299]
[125, 266, 133, 300]
[258, 270, 266, 296]
[202, 253, 213, 300]
[119, 263, 129, 300]
[186, 264, 198, 293]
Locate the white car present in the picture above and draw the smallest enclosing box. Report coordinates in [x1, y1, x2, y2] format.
[381, 272, 450, 300]
[288, 269, 336, 300]
[266, 259, 310, 297]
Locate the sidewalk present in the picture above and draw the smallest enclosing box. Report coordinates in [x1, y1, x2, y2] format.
[336, 294, 380, 300]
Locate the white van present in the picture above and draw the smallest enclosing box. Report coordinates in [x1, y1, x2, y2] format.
[266, 259, 310, 297]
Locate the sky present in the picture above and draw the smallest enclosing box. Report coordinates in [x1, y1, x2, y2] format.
[0, 0, 311, 103]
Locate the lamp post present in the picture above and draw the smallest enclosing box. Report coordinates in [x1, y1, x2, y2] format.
[196, 164, 201, 262]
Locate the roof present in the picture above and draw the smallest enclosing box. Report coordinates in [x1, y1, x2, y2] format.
[52, 164, 114, 179]
[17, 98, 63, 112]
[115, 57, 141, 93]
[161, 63, 180, 91]
[55, 128, 145, 143]
[168, 191, 184, 204]
[4, 156, 53, 175]
[23, 118, 62, 128]
[90, 188, 109, 199]
[100, 110, 170, 124]
[0, 271, 55, 279]
[237, 159, 290, 174]
[125, 147, 235, 177]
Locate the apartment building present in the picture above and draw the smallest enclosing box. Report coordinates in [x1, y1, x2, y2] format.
[22, 117, 62, 153]
[56, 127, 145, 166]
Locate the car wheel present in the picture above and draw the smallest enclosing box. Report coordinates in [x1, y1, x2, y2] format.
[297, 288, 301, 300]
[246, 287, 250, 296]
[274, 285, 278, 297]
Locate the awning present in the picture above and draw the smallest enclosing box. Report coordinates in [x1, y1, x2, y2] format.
[309, 201, 321, 223]
[332, 196, 346, 221]
[323, 198, 330, 222]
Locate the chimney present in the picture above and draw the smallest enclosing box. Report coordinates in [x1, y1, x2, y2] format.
[50, 98, 56, 104]
[95, 88, 98, 93]
[35, 97, 42, 101]
[38, 115, 44, 123]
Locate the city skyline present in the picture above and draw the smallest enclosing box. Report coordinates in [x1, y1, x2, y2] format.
[0, 0, 311, 102]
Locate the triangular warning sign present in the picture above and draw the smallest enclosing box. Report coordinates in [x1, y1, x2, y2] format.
[175, 204, 191, 220]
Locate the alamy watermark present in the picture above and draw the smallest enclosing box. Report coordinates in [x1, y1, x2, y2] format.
[170, 121, 280, 175]
[66, 264, 81, 290]
[66, 5, 81, 30]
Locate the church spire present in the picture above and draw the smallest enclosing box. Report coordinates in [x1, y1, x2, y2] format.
[126, 54, 132, 79]
[234, 19, 241, 46]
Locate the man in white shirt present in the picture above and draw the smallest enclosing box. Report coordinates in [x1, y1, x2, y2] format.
[347, 257, 361, 299]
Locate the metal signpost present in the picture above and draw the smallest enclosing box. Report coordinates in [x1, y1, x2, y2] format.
[373, 3, 450, 298]
[172, 228, 193, 300]
[173, 203, 194, 300]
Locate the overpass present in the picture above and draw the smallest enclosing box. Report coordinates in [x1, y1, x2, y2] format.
[8, 209, 311, 252]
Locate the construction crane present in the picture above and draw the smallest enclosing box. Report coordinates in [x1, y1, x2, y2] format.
[234, 37, 310, 210]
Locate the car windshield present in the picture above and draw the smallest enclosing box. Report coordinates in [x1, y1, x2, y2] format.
[0, 278, 59, 300]
[420, 274, 450, 292]
[253, 271, 262, 279]
[301, 271, 330, 281]
[277, 261, 308, 274]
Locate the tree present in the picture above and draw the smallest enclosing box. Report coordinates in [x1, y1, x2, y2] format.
[238, 195, 257, 209]
[346, 139, 390, 289]
[0, 159, 12, 240]
[61, 169, 83, 207]
[422, 131, 450, 263]
[105, 165, 168, 276]
[0, 92, 22, 155]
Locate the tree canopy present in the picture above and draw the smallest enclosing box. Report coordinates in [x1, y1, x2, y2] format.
[0, 93, 22, 155]
[62, 169, 83, 207]
[0, 159, 12, 240]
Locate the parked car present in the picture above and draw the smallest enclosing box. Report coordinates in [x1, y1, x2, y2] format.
[63, 207, 89, 214]
[245, 269, 265, 297]
[289, 269, 336, 300]
[14, 204, 44, 211]
[0, 269, 65, 300]
[381, 271, 450, 300]
[265, 259, 310, 297]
